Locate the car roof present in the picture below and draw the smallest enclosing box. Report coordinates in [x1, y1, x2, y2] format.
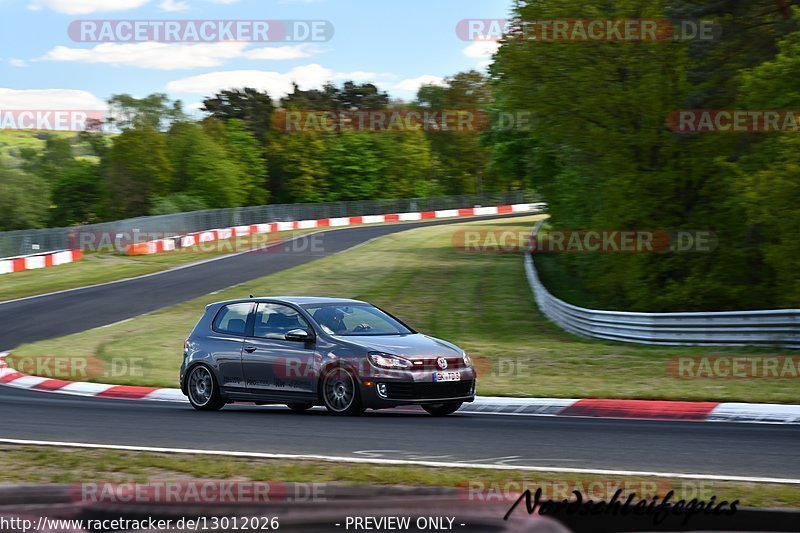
[209, 296, 367, 307]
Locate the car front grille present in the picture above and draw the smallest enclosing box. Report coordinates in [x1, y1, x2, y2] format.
[385, 380, 474, 400]
[409, 358, 467, 371]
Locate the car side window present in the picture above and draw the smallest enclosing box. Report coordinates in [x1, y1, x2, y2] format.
[254, 303, 309, 339]
[212, 303, 252, 336]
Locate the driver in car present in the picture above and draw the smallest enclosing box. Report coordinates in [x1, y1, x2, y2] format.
[314, 307, 371, 334]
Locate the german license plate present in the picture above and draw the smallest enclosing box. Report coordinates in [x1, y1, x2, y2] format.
[433, 371, 461, 382]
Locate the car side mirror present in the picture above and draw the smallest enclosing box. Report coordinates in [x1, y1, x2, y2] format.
[285, 328, 313, 342]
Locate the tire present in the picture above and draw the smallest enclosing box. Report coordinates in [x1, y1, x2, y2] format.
[422, 402, 463, 416]
[321, 366, 364, 416]
[287, 403, 314, 412]
[186, 364, 225, 411]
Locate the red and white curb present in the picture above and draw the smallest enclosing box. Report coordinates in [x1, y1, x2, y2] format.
[0, 250, 83, 276]
[2, 353, 798, 423]
[125, 202, 545, 255]
[0, 352, 184, 401]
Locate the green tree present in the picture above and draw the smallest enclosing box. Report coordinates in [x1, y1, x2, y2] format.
[202, 88, 275, 143]
[280, 82, 340, 111]
[323, 133, 383, 201]
[373, 131, 439, 198]
[415, 71, 490, 195]
[337, 82, 390, 110]
[107, 127, 173, 218]
[150, 193, 208, 215]
[732, 28, 800, 306]
[21, 135, 74, 184]
[165, 121, 246, 208]
[269, 133, 329, 203]
[108, 93, 180, 131]
[203, 118, 268, 205]
[0, 164, 50, 230]
[49, 160, 106, 226]
[489, 0, 796, 310]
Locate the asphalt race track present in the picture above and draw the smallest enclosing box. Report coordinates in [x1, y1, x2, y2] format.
[1, 385, 799, 479]
[1, 214, 799, 482]
[0, 214, 527, 349]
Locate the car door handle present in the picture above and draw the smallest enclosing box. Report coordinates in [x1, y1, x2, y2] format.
[244, 346, 257, 353]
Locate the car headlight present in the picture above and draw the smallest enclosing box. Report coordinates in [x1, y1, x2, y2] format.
[462, 352, 472, 366]
[368, 352, 411, 370]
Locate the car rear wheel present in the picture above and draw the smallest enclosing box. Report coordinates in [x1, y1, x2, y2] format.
[321, 367, 364, 416]
[422, 402, 462, 416]
[287, 403, 314, 412]
[187, 365, 225, 411]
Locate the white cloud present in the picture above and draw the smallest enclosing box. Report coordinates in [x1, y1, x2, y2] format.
[166, 64, 372, 97]
[39, 42, 321, 70]
[331, 70, 377, 82]
[391, 75, 445, 93]
[9, 59, 29, 67]
[28, 0, 151, 14]
[244, 44, 322, 61]
[0, 88, 106, 110]
[158, 0, 189, 12]
[462, 41, 500, 58]
[41, 42, 246, 69]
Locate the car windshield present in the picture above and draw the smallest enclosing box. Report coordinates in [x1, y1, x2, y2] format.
[303, 303, 412, 336]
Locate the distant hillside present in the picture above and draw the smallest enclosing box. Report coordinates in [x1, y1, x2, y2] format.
[0, 131, 100, 165]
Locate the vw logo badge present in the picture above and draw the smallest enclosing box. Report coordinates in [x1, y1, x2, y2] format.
[437, 357, 448, 370]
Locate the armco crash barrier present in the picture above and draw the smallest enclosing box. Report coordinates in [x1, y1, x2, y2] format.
[0, 249, 83, 276]
[525, 220, 800, 348]
[124, 203, 542, 256]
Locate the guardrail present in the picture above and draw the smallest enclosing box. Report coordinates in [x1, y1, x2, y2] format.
[525, 226, 800, 348]
[0, 190, 538, 258]
[125, 202, 545, 256]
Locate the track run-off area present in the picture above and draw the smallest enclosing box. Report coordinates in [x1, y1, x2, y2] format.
[1, 214, 798, 483]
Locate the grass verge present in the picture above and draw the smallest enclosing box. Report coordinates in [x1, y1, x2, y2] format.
[10, 215, 799, 402]
[0, 445, 797, 508]
[0, 228, 322, 302]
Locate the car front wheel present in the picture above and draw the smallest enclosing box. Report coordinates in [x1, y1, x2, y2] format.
[422, 402, 462, 416]
[187, 364, 225, 411]
[321, 367, 364, 416]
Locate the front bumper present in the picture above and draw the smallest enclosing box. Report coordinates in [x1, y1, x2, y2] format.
[358, 367, 477, 408]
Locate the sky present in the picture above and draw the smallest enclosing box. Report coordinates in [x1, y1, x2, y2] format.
[0, 0, 510, 113]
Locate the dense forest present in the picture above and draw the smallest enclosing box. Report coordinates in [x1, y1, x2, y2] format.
[0, 73, 500, 231]
[1, 0, 798, 311]
[486, 0, 800, 310]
